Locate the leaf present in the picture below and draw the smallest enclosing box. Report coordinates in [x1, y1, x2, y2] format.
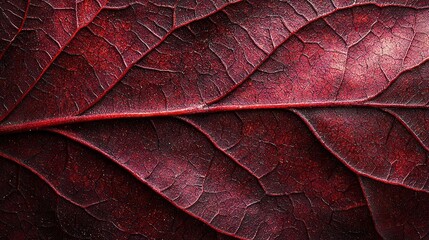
[1, 0, 429, 239]
[0, 133, 227, 239]
[360, 177, 429, 239]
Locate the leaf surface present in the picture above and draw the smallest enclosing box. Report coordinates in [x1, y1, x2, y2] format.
[360, 177, 429, 239]
[1, 0, 429, 239]
[0, 132, 230, 239]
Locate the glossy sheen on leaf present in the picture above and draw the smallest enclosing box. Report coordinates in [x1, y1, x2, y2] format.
[1, 0, 429, 239]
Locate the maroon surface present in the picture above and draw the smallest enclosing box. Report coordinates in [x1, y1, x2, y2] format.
[360, 177, 429, 239]
[1, 1, 429, 239]
[0, 133, 229, 239]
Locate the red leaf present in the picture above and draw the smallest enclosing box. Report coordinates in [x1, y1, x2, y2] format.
[295, 108, 429, 191]
[1, 0, 428, 239]
[360, 177, 429, 239]
[0, 133, 229, 239]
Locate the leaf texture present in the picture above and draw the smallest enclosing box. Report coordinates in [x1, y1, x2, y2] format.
[1, 0, 429, 239]
[0, 132, 231, 239]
